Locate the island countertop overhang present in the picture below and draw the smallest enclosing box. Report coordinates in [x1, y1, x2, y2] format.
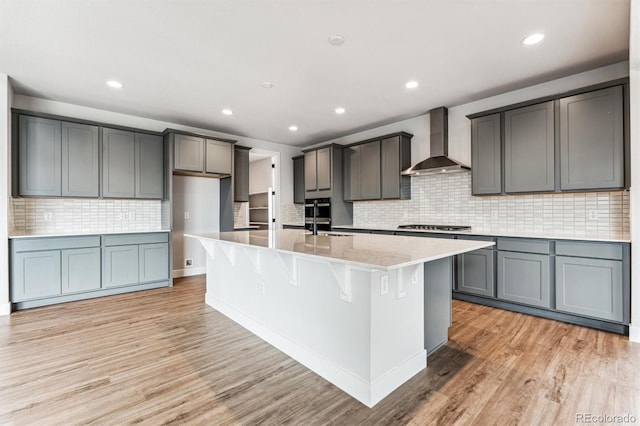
[186, 229, 493, 270]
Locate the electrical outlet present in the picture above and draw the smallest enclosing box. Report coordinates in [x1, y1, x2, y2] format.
[588, 210, 598, 221]
[184, 211, 190, 220]
[380, 275, 389, 295]
[185, 258, 193, 267]
[43, 212, 53, 222]
[411, 270, 419, 286]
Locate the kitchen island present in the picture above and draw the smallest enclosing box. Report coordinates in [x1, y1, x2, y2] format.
[187, 229, 492, 407]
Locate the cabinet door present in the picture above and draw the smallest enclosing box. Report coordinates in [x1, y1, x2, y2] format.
[471, 114, 502, 195]
[343, 145, 360, 201]
[316, 147, 331, 191]
[497, 251, 550, 308]
[556, 256, 623, 322]
[19, 115, 62, 196]
[560, 86, 624, 191]
[457, 249, 495, 297]
[61, 121, 99, 197]
[304, 150, 317, 191]
[504, 102, 554, 193]
[234, 147, 250, 202]
[102, 128, 136, 198]
[206, 139, 233, 175]
[381, 136, 401, 199]
[135, 133, 164, 199]
[12, 250, 61, 301]
[139, 243, 169, 283]
[292, 156, 305, 204]
[174, 134, 204, 172]
[361, 141, 381, 199]
[62, 247, 101, 294]
[102, 245, 139, 287]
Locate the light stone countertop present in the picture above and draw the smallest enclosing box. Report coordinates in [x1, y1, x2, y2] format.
[332, 225, 631, 243]
[186, 229, 493, 271]
[9, 229, 172, 239]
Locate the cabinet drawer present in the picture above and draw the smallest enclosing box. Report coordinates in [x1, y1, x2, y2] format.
[13, 235, 100, 252]
[497, 238, 550, 254]
[103, 232, 169, 246]
[555, 241, 623, 260]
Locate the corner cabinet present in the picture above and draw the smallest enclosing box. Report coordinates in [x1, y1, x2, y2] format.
[343, 132, 412, 201]
[456, 236, 495, 298]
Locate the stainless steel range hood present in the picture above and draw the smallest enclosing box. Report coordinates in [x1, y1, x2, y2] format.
[402, 107, 470, 175]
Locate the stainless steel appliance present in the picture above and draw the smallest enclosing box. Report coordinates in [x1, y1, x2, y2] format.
[305, 198, 331, 232]
[397, 224, 472, 231]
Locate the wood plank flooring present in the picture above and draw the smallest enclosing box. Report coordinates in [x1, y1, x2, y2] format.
[1, 275, 638, 425]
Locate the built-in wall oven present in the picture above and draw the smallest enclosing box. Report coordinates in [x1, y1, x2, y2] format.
[304, 198, 331, 231]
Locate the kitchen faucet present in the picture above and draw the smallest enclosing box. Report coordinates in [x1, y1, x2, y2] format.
[312, 199, 318, 236]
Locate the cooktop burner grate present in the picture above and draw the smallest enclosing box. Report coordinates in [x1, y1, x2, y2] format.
[397, 224, 472, 231]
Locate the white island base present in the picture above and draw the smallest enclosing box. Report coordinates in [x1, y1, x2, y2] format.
[191, 231, 491, 407]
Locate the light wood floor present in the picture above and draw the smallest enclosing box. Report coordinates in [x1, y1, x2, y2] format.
[1, 276, 638, 425]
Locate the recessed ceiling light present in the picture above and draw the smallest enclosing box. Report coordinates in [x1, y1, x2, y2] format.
[106, 80, 123, 89]
[222, 109, 233, 115]
[335, 107, 346, 114]
[289, 125, 298, 131]
[405, 80, 419, 89]
[522, 33, 545, 46]
[328, 35, 345, 46]
[261, 82, 274, 89]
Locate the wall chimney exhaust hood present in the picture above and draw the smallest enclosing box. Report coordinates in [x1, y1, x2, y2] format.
[402, 107, 470, 175]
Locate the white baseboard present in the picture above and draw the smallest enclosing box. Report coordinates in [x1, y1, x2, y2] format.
[206, 293, 426, 407]
[173, 267, 205, 278]
[629, 324, 640, 343]
[0, 302, 11, 316]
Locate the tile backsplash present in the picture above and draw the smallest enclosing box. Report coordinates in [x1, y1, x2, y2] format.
[10, 197, 163, 235]
[353, 172, 629, 239]
[234, 202, 249, 228]
[281, 203, 304, 226]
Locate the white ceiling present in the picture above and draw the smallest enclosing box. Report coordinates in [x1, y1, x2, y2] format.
[0, 0, 630, 147]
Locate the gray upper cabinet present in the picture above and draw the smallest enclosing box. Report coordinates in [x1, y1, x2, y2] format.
[102, 128, 136, 198]
[360, 141, 381, 199]
[292, 155, 305, 204]
[19, 115, 62, 197]
[504, 101, 555, 193]
[316, 147, 332, 191]
[304, 150, 317, 192]
[205, 139, 233, 175]
[559, 85, 624, 190]
[234, 146, 251, 202]
[471, 113, 501, 195]
[343, 145, 360, 201]
[61, 121, 99, 197]
[135, 133, 164, 199]
[380, 134, 411, 199]
[174, 134, 204, 172]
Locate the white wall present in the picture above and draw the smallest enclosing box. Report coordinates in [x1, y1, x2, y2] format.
[0, 74, 13, 315]
[172, 176, 220, 277]
[628, 0, 639, 342]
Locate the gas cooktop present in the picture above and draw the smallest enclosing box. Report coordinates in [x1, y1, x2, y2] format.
[397, 224, 472, 232]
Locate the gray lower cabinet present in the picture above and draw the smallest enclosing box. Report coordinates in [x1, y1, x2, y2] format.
[61, 121, 100, 197]
[18, 115, 62, 196]
[504, 101, 555, 193]
[139, 243, 169, 283]
[103, 128, 136, 198]
[559, 85, 624, 190]
[12, 250, 62, 301]
[457, 248, 495, 297]
[102, 245, 140, 288]
[62, 247, 101, 293]
[135, 133, 164, 199]
[205, 139, 233, 175]
[292, 155, 305, 204]
[497, 251, 551, 308]
[471, 113, 501, 195]
[174, 134, 205, 172]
